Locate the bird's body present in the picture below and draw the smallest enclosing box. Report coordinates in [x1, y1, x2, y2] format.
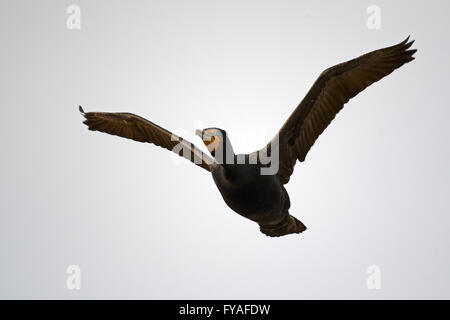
[80, 37, 416, 237]
[211, 160, 302, 236]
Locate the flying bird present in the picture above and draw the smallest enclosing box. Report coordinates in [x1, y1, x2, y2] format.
[80, 37, 416, 237]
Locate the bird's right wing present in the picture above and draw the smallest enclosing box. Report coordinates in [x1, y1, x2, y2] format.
[79, 106, 215, 172]
[262, 37, 416, 184]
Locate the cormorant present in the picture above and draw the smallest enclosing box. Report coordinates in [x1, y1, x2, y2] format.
[80, 37, 416, 237]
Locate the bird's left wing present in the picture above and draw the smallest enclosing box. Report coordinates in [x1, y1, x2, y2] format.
[79, 106, 215, 171]
[262, 37, 416, 184]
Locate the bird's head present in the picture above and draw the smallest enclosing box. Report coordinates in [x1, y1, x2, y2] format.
[196, 128, 234, 163]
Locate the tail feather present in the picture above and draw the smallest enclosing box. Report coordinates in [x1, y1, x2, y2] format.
[259, 214, 307, 237]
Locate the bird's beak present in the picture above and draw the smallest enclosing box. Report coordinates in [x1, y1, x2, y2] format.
[195, 129, 202, 138]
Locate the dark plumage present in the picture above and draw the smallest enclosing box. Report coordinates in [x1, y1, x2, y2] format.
[80, 37, 416, 237]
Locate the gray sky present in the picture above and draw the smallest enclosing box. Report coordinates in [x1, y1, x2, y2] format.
[0, 0, 449, 299]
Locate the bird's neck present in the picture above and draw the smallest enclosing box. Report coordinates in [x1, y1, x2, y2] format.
[212, 136, 234, 162]
[221, 155, 239, 182]
[213, 138, 236, 179]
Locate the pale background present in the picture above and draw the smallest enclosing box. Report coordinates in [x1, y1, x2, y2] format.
[0, 0, 449, 299]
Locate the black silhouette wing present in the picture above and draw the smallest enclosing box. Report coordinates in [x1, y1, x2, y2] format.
[80, 106, 215, 171]
[265, 37, 416, 184]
